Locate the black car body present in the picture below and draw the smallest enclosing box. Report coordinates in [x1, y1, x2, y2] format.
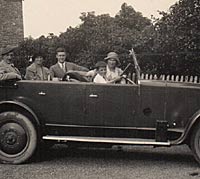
[1, 68, 200, 164]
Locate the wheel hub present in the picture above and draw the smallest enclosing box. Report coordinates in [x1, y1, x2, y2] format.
[5, 132, 17, 145]
[0, 123, 27, 155]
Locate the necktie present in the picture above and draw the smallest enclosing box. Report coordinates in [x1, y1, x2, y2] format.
[62, 63, 65, 72]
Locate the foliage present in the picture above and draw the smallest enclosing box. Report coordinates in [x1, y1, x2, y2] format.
[13, 3, 152, 75]
[152, 0, 200, 75]
[14, 1, 200, 77]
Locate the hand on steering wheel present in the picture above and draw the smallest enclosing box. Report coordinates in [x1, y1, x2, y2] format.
[62, 71, 89, 82]
[62, 74, 70, 81]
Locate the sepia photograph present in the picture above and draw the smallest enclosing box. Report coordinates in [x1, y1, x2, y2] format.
[0, 0, 200, 178]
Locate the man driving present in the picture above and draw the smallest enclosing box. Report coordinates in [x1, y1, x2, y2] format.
[50, 47, 88, 81]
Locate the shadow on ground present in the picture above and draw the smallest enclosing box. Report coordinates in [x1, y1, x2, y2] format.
[36, 143, 197, 167]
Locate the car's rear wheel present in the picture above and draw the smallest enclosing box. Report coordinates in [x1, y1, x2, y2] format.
[0, 111, 37, 164]
[190, 121, 200, 164]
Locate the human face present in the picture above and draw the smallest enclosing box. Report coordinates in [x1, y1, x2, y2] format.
[98, 66, 107, 77]
[107, 58, 117, 69]
[3, 52, 14, 64]
[56, 52, 66, 63]
[34, 56, 44, 66]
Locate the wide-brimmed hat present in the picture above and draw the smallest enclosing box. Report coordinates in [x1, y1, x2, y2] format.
[104, 52, 120, 65]
[1, 45, 17, 56]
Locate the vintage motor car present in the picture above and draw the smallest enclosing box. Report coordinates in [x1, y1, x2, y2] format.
[1, 53, 200, 165]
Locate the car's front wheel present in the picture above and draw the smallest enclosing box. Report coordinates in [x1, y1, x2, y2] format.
[190, 121, 200, 164]
[0, 111, 37, 164]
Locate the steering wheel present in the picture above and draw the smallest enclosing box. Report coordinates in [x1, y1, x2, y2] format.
[62, 71, 89, 82]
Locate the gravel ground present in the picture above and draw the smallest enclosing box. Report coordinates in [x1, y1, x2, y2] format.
[0, 144, 200, 179]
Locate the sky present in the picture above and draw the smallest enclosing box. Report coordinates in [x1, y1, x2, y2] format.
[23, 0, 178, 38]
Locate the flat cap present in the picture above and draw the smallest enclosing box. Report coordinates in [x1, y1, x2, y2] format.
[95, 61, 107, 68]
[1, 45, 17, 56]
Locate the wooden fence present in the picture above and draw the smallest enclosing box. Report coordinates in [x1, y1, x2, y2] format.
[140, 73, 200, 83]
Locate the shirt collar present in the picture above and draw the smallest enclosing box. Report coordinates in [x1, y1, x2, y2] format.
[58, 62, 65, 68]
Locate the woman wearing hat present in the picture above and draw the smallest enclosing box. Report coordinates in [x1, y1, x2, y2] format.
[104, 52, 123, 83]
[25, 53, 50, 80]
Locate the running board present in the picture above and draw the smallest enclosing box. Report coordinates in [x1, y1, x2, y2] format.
[42, 136, 170, 146]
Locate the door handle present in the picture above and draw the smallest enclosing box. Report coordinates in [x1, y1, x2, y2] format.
[89, 94, 98, 98]
[38, 91, 46, 96]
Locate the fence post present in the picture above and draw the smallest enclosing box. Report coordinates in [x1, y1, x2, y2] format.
[166, 75, 170, 81]
[180, 76, 184, 82]
[141, 73, 144, 80]
[132, 73, 136, 81]
[194, 76, 198, 83]
[189, 76, 193, 83]
[185, 76, 188, 82]
[161, 75, 165, 81]
[153, 74, 158, 80]
[140, 73, 199, 84]
[145, 74, 149, 80]
[171, 75, 174, 81]
[175, 75, 179, 82]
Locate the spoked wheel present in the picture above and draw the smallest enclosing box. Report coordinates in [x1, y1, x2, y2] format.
[190, 122, 200, 165]
[0, 112, 37, 164]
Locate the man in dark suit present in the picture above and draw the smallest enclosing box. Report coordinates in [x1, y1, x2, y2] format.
[50, 47, 88, 80]
[0, 46, 21, 81]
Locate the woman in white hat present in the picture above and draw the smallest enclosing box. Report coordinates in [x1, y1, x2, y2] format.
[104, 52, 123, 83]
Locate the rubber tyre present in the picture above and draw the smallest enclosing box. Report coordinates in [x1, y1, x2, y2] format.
[190, 122, 200, 165]
[0, 111, 37, 164]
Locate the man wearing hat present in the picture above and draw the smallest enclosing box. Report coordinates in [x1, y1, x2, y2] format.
[93, 61, 107, 83]
[50, 47, 88, 80]
[25, 53, 50, 80]
[0, 46, 21, 81]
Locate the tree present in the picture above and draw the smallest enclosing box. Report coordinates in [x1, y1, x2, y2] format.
[152, 0, 200, 75]
[13, 3, 164, 75]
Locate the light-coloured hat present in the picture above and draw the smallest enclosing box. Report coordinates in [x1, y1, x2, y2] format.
[104, 52, 120, 65]
[1, 45, 17, 56]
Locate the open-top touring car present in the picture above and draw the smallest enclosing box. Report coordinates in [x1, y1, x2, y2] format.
[1, 51, 200, 164]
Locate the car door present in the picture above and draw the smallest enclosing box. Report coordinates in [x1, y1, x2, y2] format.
[135, 80, 167, 128]
[85, 83, 139, 127]
[37, 82, 87, 125]
[5, 81, 86, 125]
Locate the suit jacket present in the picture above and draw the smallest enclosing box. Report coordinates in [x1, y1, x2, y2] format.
[50, 62, 88, 79]
[0, 60, 21, 80]
[25, 63, 50, 80]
